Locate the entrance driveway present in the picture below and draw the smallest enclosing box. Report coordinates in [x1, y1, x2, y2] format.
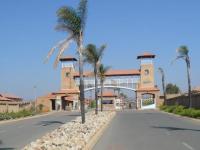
[94, 110, 200, 150]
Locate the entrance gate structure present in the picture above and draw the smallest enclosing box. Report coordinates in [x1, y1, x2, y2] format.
[67, 52, 160, 110]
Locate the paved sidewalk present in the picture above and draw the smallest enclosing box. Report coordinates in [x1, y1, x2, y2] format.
[94, 110, 200, 150]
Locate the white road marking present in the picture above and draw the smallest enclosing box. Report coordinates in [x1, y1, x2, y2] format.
[0, 130, 6, 133]
[182, 142, 195, 150]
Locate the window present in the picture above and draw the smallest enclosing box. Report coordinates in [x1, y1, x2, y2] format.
[144, 69, 149, 75]
[66, 72, 70, 77]
[103, 100, 113, 104]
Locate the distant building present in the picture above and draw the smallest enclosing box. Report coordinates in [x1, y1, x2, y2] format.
[98, 91, 120, 110]
[36, 57, 82, 112]
[0, 93, 32, 113]
[0, 93, 23, 102]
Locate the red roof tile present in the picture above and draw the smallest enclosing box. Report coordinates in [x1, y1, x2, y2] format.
[52, 89, 80, 94]
[0, 96, 11, 101]
[98, 91, 117, 97]
[1, 93, 22, 100]
[137, 52, 155, 59]
[74, 69, 140, 77]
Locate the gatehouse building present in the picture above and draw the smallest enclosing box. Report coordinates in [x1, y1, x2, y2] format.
[36, 52, 162, 112]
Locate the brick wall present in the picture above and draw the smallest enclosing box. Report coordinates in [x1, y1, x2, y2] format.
[165, 93, 200, 109]
[0, 102, 33, 113]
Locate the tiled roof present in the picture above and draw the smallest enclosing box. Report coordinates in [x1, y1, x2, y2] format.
[59, 56, 77, 61]
[74, 69, 140, 77]
[137, 52, 155, 59]
[0, 93, 22, 102]
[53, 89, 80, 94]
[98, 91, 117, 97]
[105, 69, 140, 76]
[0, 96, 11, 101]
[0, 93, 22, 100]
[38, 93, 57, 99]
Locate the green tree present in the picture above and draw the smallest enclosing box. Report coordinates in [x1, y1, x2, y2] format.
[84, 44, 106, 114]
[158, 67, 167, 105]
[98, 64, 110, 111]
[45, 0, 88, 123]
[174, 45, 192, 108]
[166, 83, 180, 94]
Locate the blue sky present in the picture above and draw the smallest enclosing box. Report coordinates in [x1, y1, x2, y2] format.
[0, 0, 200, 99]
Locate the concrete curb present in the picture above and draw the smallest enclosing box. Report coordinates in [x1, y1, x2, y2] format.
[157, 110, 200, 123]
[84, 111, 116, 150]
[0, 111, 57, 125]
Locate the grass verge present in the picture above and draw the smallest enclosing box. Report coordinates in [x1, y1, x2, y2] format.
[0, 109, 37, 121]
[160, 105, 200, 119]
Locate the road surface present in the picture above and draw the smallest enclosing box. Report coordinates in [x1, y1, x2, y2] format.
[94, 110, 200, 150]
[0, 111, 79, 149]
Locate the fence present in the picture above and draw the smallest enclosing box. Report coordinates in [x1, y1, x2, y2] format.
[165, 93, 200, 109]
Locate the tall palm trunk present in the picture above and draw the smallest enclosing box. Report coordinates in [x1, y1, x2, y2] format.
[94, 64, 98, 114]
[78, 43, 85, 124]
[100, 80, 103, 112]
[186, 58, 192, 108]
[162, 73, 166, 105]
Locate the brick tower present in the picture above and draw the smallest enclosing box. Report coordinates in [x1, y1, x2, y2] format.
[136, 52, 160, 109]
[59, 56, 77, 90]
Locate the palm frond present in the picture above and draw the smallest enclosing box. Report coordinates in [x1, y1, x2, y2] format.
[55, 24, 73, 34]
[57, 6, 81, 37]
[53, 36, 73, 68]
[158, 67, 164, 76]
[171, 55, 185, 65]
[77, 0, 88, 30]
[98, 64, 111, 82]
[84, 43, 106, 66]
[177, 45, 189, 56]
[98, 44, 106, 60]
[84, 44, 97, 64]
[44, 39, 69, 63]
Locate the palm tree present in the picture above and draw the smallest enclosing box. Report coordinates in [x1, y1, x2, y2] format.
[45, 0, 88, 123]
[98, 64, 110, 111]
[84, 44, 106, 114]
[174, 45, 192, 108]
[158, 67, 166, 105]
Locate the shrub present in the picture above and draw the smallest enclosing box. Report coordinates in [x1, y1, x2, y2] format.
[0, 109, 36, 121]
[160, 105, 200, 119]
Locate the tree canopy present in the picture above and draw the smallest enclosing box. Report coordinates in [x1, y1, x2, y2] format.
[166, 83, 180, 94]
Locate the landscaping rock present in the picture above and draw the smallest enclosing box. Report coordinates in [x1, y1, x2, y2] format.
[23, 111, 115, 150]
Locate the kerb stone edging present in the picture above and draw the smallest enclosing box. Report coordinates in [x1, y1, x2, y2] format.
[83, 111, 116, 150]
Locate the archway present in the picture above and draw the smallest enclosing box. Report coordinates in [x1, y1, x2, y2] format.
[140, 93, 156, 109]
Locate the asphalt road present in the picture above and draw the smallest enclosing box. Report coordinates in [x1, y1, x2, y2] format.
[0, 111, 80, 150]
[94, 110, 200, 150]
